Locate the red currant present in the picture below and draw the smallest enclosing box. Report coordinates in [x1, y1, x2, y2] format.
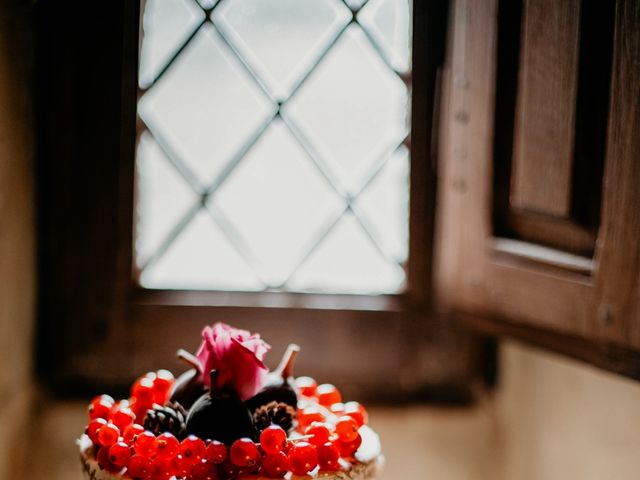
[335, 416, 359, 442]
[128, 398, 153, 422]
[288, 441, 318, 475]
[305, 422, 332, 447]
[123, 423, 145, 444]
[108, 441, 131, 467]
[317, 442, 341, 471]
[205, 440, 227, 464]
[344, 401, 368, 426]
[86, 418, 107, 445]
[148, 456, 172, 479]
[259, 425, 287, 454]
[296, 406, 326, 433]
[329, 402, 346, 416]
[261, 451, 290, 478]
[96, 445, 121, 473]
[88, 396, 114, 420]
[95, 394, 116, 404]
[131, 376, 155, 406]
[170, 454, 190, 478]
[112, 406, 136, 431]
[337, 433, 362, 458]
[218, 458, 240, 480]
[154, 432, 180, 459]
[316, 384, 341, 406]
[294, 376, 318, 397]
[97, 422, 120, 447]
[282, 440, 294, 455]
[108, 399, 127, 421]
[133, 430, 156, 456]
[153, 369, 175, 405]
[230, 438, 260, 468]
[189, 459, 217, 480]
[181, 435, 207, 463]
[127, 454, 150, 479]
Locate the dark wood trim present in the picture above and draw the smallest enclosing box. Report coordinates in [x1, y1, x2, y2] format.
[407, 0, 448, 304]
[455, 311, 640, 381]
[505, 210, 595, 256]
[435, 0, 640, 368]
[35, 0, 141, 381]
[491, 0, 614, 257]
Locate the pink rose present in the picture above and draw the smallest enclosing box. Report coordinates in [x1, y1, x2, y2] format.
[195, 323, 271, 401]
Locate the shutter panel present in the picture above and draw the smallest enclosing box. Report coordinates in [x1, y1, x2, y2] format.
[436, 0, 640, 374]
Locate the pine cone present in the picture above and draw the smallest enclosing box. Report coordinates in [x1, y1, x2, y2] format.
[253, 401, 296, 434]
[143, 401, 188, 439]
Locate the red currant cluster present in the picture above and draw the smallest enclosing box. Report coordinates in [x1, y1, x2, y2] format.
[88, 370, 175, 427]
[84, 373, 369, 480]
[294, 377, 368, 464]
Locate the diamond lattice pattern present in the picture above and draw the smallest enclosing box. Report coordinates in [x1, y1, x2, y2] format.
[136, 0, 412, 294]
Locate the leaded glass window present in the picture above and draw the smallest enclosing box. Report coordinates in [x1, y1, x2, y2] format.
[135, 0, 412, 294]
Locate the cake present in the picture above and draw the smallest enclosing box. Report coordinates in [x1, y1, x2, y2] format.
[78, 323, 383, 479]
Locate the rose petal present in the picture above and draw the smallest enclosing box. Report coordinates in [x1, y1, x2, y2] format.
[195, 323, 271, 399]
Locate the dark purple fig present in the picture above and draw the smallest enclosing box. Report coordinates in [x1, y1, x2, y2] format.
[245, 344, 300, 412]
[186, 370, 255, 445]
[169, 349, 207, 410]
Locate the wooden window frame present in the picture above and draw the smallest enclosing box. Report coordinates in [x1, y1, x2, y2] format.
[36, 0, 491, 399]
[435, 0, 640, 380]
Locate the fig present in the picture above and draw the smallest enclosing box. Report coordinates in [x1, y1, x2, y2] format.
[245, 344, 300, 412]
[186, 370, 256, 445]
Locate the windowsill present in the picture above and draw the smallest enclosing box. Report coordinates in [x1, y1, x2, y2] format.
[132, 287, 414, 312]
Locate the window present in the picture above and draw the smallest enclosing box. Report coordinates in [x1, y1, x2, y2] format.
[38, 0, 489, 397]
[134, 0, 412, 295]
[36, 0, 640, 395]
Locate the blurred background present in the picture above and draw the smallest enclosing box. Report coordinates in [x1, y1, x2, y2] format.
[1, 0, 640, 478]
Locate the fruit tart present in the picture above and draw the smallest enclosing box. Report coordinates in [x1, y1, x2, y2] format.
[77, 323, 383, 479]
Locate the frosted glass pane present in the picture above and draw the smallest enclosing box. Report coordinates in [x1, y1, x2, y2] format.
[139, 25, 275, 187]
[344, 0, 368, 10]
[138, 0, 204, 89]
[284, 25, 409, 194]
[212, 120, 343, 287]
[141, 210, 264, 291]
[136, 0, 412, 294]
[359, 0, 412, 72]
[135, 133, 197, 267]
[198, 0, 217, 8]
[287, 214, 406, 294]
[213, 0, 350, 100]
[354, 146, 409, 263]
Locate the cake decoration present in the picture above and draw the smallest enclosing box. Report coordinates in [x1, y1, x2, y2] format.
[186, 370, 256, 446]
[78, 322, 383, 480]
[252, 401, 296, 434]
[245, 343, 300, 412]
[143, 402, 188, 439]
[195, 323, 271, 401]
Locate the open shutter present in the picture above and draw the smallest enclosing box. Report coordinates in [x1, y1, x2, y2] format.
[436, 0, 640, 376]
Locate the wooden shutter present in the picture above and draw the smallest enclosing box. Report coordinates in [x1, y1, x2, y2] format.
[435, 0, 640, 376]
